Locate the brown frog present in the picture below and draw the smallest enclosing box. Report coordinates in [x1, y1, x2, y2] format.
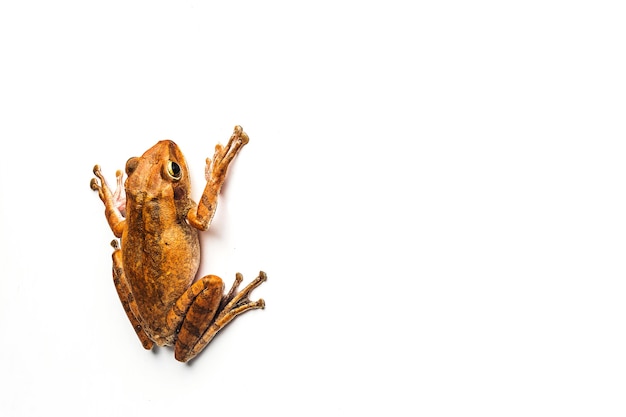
[90, 125, 265, 362]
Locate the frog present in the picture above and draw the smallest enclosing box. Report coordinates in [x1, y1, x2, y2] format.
[90, 125, 266, 363]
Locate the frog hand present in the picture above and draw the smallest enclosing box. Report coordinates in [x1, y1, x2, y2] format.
[206, 125, 249, 188]
[90, 165, 126, 237]
[90, 164, 109, 202]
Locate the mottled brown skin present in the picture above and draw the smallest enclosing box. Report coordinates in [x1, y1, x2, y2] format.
[90, 126, 266, 362]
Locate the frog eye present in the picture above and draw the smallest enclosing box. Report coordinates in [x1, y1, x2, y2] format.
[166, 161, 182, 180]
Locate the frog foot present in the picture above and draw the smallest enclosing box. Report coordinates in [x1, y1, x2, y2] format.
[175, 271, 267, 362]
[221, 270, 266, 311]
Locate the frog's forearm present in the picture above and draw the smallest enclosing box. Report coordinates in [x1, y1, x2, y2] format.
[187, 180, 220, 230]
[104, 207, 126, 237]
[99, 189, 126, 237]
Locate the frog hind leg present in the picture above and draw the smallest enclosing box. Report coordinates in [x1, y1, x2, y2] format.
[172, 271, 267, 363]
[111, 241, 154, 350]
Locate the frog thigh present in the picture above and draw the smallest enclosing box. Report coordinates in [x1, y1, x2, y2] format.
[170, 275, 224, 362]
[112, 244, 154, 350]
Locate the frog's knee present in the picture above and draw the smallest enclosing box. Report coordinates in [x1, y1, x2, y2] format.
[200, 274, 224, 291]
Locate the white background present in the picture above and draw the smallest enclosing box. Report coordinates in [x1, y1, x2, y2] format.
[1, 1, 625, 415]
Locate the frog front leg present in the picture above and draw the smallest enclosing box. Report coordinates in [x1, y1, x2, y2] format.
[165, 271, 267, 362]
[90, 166, 126, 237]
[187, 125, 249, 230]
